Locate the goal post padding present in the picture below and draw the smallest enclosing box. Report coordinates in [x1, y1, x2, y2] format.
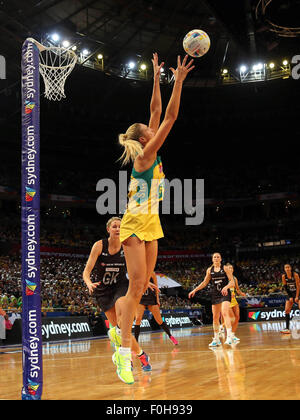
[21, 38, 43, 400]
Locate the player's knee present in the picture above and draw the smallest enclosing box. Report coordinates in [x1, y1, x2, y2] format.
[128, 281, 145, 301]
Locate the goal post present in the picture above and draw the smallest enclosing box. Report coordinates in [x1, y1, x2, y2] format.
[20, 38, 76, 400]
[21, 38, 43, 400]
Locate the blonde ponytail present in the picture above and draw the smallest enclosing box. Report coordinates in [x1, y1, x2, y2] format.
[118, 123, 144, 166]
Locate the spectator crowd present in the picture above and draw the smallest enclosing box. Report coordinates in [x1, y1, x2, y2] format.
[1, 252, 298, 316]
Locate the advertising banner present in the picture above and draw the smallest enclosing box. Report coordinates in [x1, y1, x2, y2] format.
[161, 312, 193, 329]
[41, 317, 93, 342]
[238, 295, 286, 308]
[246, 307, 300, 322]
[132, 317, 152, 332]
[96, 313, 152, 335]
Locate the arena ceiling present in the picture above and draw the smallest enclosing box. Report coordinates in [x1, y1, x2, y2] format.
[0, 0, 299, 86]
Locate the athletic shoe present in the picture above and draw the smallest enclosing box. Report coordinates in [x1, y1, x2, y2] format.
[170, 335, 179, 345]
[209, 338, 222, 347]
[113, 348, 134, 385]
[232, 335, 240, 343]
[224, 337, 233, 345]
[280, 329, 291, 334]
[138, 352, 152, 372]
[112, 352, 133, 370]
[108, 326, 122, 348]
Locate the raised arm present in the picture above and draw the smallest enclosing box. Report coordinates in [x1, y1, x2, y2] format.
[148, 53, 163, 133]
[188, 267, 211, 299]
[83, 241, 102, 295]
[142, 55, 194, 160]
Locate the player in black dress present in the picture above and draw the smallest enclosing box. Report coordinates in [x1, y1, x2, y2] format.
[134, 272, 178, 345]
[281, 264, 300, 334]
[83, 217, 152, 381]
[188, 253, 235, 346]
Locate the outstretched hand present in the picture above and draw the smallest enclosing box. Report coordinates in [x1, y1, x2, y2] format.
[152, 52, 164, 79]
[169, 55, 195, 82]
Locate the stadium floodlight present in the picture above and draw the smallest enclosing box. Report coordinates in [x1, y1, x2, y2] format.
[252, 63, 263, 71]
[82, 49, 89, 56]
[62, 40, 70, 48]
[269, 62, 275, 69]
[51, 33, 60, 42]
[71, 45, 77, 51]
[222, 68, 228, 74]
[140, 63, 147, 71]
[97, 54, 103, 60]
[128, 61, 136, 69]
[240, 65, 247, 73]
[283, 59, 288, 66]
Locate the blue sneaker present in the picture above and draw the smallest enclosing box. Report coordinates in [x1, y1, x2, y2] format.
[209, 338, 221, 347]
[138, 352, 152, 372]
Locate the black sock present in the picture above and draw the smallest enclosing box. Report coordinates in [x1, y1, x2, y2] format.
[134, 324, 141, 342]
[159, 321, 171, 337]
[286, 313, 290, 329]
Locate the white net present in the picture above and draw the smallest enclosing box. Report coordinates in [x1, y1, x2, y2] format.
[26, 39, 77, 101]
[38, 46, 77, 101]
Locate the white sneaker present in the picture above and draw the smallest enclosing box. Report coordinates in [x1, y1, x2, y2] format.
[209, 338, 222, 347]
[232, 335, 240, 342]
[224, 337, 233, 345]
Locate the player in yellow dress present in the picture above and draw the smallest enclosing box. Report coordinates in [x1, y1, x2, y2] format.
[226, 264, 246, 342]
[113, 53, 194, 384]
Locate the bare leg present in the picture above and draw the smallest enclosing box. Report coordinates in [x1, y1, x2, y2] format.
[115, 297, 144, 354]
[134, 304, 146, 342]
[144, 240, 158, 291]
[231, 305, 240, 333]
[212, 304, 222, 339]
[121, 236, 147, 348]
[105, 307, 118, 327]
[221, 301, 234, 341]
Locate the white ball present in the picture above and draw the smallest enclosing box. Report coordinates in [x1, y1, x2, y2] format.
[183, 29, 210, 58]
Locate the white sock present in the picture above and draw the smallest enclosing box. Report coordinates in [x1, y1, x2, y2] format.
[119, 347, 131, 355]
[226, 328, 232, 338]
[213, 326, 220, 340]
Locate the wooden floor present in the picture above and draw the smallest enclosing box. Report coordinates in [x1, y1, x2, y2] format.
[1, 320, 300, 400]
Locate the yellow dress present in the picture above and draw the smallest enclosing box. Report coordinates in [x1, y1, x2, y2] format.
[230, 277, 239, 308]
[120, 156, 165, 243]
